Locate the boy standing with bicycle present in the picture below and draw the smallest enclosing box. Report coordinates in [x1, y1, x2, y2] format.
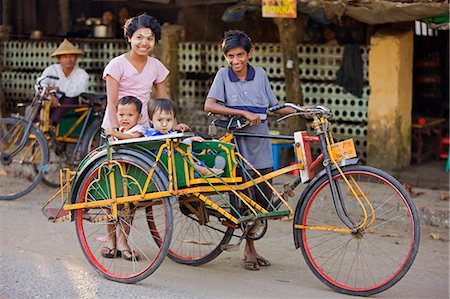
[204, 30, 295, 271]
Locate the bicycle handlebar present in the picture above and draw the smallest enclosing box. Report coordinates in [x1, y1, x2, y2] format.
[36, 75, 59, 86]
[269, 103, 333, 119]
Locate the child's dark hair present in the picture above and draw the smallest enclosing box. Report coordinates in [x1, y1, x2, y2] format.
[117, 96, 142, 114]
[123, 13, 161, 43]
[148, 98, 176, 120]
[221, 30, 252, 54]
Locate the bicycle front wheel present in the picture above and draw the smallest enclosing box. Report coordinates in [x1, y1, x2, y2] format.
[0, 118, 48, 200]
[73, 154, 173, 283]
[294, 165, 420, 296]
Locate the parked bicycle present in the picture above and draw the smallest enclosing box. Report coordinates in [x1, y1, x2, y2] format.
[43, 103, 420, 296]
[0, 75, 105, 200]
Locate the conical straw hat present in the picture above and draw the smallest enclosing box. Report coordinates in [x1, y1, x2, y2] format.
[51, 39, 84, 57]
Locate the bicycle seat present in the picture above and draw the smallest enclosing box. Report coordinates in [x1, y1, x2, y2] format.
[213, 116, 250, 130]
[80, 93, 107, 102]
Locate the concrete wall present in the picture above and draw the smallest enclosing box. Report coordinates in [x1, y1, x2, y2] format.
[367, 29, 413, 170]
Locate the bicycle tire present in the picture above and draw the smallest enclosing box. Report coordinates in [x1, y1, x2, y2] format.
[293, 165, 420, 296]
[41, 118, 102, 188]
[39, 130, 73, 188]
[150, 192, 235, 266]
[74, 153, 173, 283]
[0, 118, 49, 200]
[80, 119, 103, 158]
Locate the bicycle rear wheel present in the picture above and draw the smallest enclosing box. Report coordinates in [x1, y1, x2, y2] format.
[73, 154, 173, 283]
[0, 118, 48, 200]
[80, 119, 103, 158]
[40, 132, 75, 188]
[42, 119, 103, 187]
[294, 165, 420, 296]
[150, 192, 236, 266]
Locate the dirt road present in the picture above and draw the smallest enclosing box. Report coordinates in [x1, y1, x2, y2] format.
[0, 181, 449, 298]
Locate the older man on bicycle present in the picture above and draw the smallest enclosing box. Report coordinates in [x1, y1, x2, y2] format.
[38, 39, 89, 124]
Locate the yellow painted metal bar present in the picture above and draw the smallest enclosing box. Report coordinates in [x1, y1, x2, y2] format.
[236, 153, 300, 216]
[141, 143, 167, 196]
[324, 131, 369, 230]
[294, 141, 304, 170]
[219, 133, 234, 143]
[236, 191, 266, 215]
[187, 177, 242, 185]
[108, 163, 118, 219]
[349, 175, 376, 228]
[194, 193, 239, 224]
[4, 126, 22, 152]
[218, 144, 234, 176]
[166, 140, 174, 194]
[74, 107, 89, 113]
[64, 191, 173, 210]
[22, 140, 35, 162]
[175, 146, 191, 186]
[294, 224, 352, 233]
[60, 110, 88, 139]
[56, 137, 79, 143]
[41, 100, 51, 132]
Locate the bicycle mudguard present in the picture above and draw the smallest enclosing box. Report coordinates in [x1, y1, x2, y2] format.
[69, 147, 166, 205]
[292, 157, 360, 249]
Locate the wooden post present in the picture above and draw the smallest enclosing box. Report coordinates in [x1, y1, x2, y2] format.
[0, 86, 6, 118]
[158, 23, 184, 105]
[16, 0, 37, 35]
[2, 0, 13, 27]
[58, 0, 70, 35]
[274, 18, 305, 132]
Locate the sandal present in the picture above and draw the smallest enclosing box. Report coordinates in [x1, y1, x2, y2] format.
[255, 256, 271, 267]
[243, 259, 260, 271]
[117, 249, 140, 261]
[100, 247, 116, 259]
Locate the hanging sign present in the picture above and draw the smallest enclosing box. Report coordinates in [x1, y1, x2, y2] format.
[262, 0, 297, 18]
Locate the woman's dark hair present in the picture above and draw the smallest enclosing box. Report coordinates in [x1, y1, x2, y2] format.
[221, 30, 252, 54]
[148, 98, 177, 120]
[123, 13, 161, 43]
[117, 96, 142, 114]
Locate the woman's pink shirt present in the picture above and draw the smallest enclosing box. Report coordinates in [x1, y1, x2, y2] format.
[102, 54, 169, 129]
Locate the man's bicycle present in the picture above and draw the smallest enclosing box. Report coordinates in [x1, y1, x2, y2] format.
[42, 103, 420, 296]
[0, 75, 106, 200]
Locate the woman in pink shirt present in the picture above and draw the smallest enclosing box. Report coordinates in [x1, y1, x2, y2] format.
[101, 13, 187, 261]
[102, 13, 188, 132]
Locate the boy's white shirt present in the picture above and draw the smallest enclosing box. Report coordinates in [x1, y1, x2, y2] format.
[111, 124, 146, 141]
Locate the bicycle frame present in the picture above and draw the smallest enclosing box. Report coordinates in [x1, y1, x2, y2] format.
[38, 98, 97, 161]
[41, 104, 420, 295]
[47, 112, 366, 234]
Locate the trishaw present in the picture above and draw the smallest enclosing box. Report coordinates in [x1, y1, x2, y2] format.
[43, 103, 420, 296]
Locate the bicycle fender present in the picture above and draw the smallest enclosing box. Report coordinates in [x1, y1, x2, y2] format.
[70, 147, 166, 205]
[293, 158, 360, 249]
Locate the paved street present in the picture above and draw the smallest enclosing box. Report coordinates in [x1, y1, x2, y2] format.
[0, 179, 449, 299]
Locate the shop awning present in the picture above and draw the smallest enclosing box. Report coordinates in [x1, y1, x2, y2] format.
[224, 0, 449, 25]
[303, 0, 449, 25]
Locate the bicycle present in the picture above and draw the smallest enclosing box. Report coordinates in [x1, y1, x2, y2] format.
[42, 103, 420, 296]
[0, 75, 106, 200]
